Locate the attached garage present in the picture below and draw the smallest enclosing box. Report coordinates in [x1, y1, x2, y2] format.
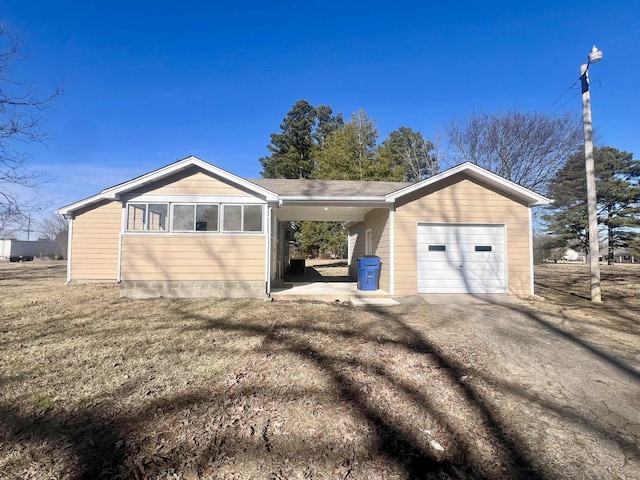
[416, 223, 507, 294]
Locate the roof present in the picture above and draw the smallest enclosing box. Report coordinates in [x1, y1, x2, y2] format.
[250, 178, 412, 197]
[56, 156, 551, 216]
[57, 156, 279, 215]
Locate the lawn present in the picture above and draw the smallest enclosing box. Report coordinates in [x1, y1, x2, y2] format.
[0, 261, 638, 479]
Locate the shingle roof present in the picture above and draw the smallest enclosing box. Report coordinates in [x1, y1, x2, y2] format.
[249, 178, 413, 197]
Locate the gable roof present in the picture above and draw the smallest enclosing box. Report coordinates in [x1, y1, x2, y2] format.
[385, 162, 551, 207]
[57, 156, 550, 217]
[56, 156, 279, 215]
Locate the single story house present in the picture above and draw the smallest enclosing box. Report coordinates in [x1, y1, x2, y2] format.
[56, 156, 550, 298]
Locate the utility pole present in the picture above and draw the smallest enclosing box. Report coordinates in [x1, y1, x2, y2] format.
[580, 46, 603, 303]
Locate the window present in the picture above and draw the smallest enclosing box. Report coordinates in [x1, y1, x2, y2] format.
[223, 204, 263, 232]
[475, 246, 492, 252]
[243, 205, 262, 232]
[365, 229, 373, 255]
[172, 204, 219, 232]
[126, 203, 168, 231]
[125, 202, 260, 234]
[428, 245, 446, 251]
[196, 205, 219, 231]
[173, 205, 195, 231]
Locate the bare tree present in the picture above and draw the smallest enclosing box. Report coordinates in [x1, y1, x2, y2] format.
[0, 26, 60, 236]
[446, 109, 582, 191]
[38, 214, 68, 258]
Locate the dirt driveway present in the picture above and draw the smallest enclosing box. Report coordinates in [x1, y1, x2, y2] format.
[399, 292, 640, 478]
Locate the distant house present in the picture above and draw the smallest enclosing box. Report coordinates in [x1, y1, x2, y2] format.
[612, 249, 636, 264]
[57, 156, 550, 298]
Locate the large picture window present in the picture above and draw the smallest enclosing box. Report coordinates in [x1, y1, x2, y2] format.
[125, 202, 260, 233]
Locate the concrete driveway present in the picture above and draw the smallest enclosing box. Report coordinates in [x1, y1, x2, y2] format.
[394, 296, 640, 478]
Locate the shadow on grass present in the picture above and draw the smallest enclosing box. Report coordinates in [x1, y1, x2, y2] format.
[0, 404, 125, 479]
[170, 302, 543, 479]
[5, 291, 638, 478]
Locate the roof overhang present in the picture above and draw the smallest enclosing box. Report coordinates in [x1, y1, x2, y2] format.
[275, 197, 389, 222]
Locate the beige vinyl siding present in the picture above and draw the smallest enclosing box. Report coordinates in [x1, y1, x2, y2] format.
[120, 235, 266, 281]
[348, 222, 365, 279]
[129, 166, 256, 196]
[363, 208, 391, 291]
[71, 200, 122, 281]
[394, 174, 532, 296]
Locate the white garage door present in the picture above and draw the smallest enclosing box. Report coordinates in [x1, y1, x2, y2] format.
[417, 224, 506, 294]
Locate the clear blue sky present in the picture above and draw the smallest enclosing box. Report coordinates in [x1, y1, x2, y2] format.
[1, 0, 638, 229]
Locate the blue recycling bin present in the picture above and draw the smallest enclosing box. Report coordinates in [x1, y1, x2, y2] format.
[357, 255, 381, 291]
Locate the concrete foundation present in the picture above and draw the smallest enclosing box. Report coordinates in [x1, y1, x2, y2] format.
[120, 280, 266, 299]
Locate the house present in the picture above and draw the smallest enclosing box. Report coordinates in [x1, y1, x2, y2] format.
[56, 156, 550, 298]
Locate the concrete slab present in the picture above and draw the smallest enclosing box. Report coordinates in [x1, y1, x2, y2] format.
[271, 281, 390, 303]
[350, 297, 400, 307]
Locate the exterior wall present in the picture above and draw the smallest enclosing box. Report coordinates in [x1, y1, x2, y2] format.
[394, 174, 532, 297]
[128, 166, 255, 196]
[120, 235, 266, 281]
[348, 222, 365, 279]
[70, 200, 122, 281]
[347, 208, 391, 291]
[363, 208, 391, 291]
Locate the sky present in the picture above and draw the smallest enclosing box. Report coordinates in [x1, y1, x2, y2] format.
[1, 0, 639, 236]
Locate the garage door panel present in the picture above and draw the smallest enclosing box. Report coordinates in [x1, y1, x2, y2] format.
[417, 223, 507, 294]
[418, 234, 505, 245]
[417, 259, 505, 271]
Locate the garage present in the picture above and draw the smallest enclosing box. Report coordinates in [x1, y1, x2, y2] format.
[417, 223, 507, 294]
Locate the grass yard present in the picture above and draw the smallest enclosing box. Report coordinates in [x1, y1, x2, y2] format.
[0, 261, 639, 479]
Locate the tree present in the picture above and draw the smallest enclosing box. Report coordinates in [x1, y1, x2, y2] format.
[545, 147, 640, 264]
[294, 221, 346, 258]
[315, 110, 403, 181]
[378, 127, 439, 181]
[0, 28, 60, 236]
[446, 109, 582, 191]
[259, 100, 343, 179]
[39, 214, 69, 258]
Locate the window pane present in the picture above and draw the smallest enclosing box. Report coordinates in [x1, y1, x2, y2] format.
[243, 205, 263, 232]
[223, 205, 242, 231]
[148, 204, 168, 231]
[127, 204, 147, 231]
[196, 205, 218, 231]
[173, 205, 195, 231]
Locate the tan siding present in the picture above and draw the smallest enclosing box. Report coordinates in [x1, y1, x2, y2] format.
[363, 208, 390, 291]
[394, 175, 532, 296]
[71, 200, 121, 281]
[120, 235, 266, 281]
[129, 166, 256, 196]
[348, 223, 365, 279]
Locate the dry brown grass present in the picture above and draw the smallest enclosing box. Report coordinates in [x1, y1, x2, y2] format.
[0, 261, 638, 479]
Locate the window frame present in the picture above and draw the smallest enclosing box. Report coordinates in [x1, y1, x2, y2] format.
[124, 201, 262, 235]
